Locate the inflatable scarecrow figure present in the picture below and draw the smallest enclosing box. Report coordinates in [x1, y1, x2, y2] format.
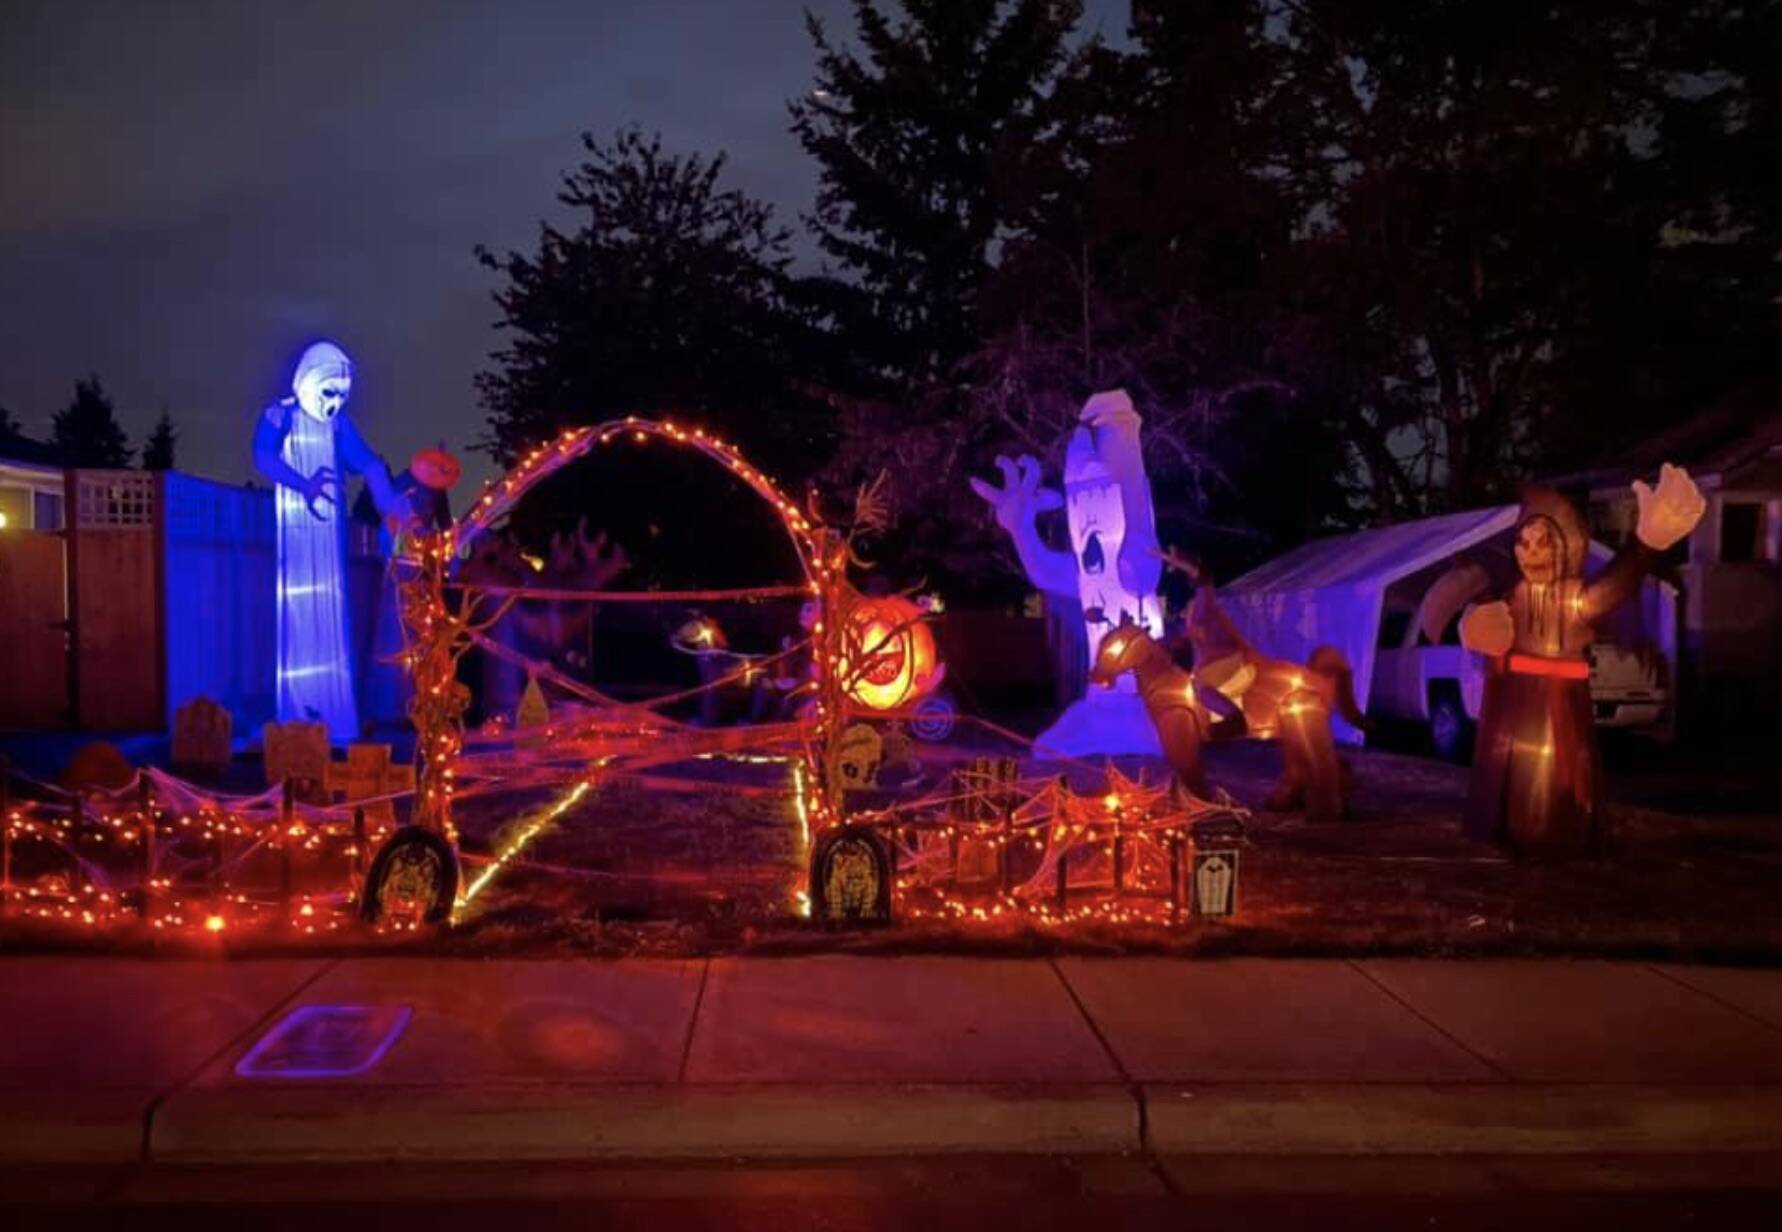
[1459, 464, 1704, 854]
[252, 340, 408, 740]
[969, 389, 1165, 756]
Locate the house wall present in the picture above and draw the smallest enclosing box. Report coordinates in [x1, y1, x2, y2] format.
[1595, 460, 1782, 727]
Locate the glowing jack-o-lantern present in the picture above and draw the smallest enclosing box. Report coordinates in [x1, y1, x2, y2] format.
[838, 594, 944, 711]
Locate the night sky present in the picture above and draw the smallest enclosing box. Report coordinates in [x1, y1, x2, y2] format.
[0, 0, 1129, 490]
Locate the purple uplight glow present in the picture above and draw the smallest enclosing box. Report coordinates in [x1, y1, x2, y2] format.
[234, 1004, 413, 1079]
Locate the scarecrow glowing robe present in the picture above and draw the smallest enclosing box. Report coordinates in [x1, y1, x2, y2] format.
[252, 348, 400, 739]
[1460, 467, 1703, 855]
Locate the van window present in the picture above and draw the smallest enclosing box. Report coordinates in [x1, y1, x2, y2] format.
[1378, 610, 1412, 649]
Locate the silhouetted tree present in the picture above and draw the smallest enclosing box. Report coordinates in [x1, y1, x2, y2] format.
[476, 127, 832, 478]
[52, 376, 131, 468]
[475, 128, 837, 587]
[0, 405, 28, 450]
[791, 0, 1084, 387]
[141, 409, 178, 470]
[1267, 0, 1782, 517]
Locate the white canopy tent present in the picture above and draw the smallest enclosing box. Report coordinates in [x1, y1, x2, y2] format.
[1219, 506, 1678, 743]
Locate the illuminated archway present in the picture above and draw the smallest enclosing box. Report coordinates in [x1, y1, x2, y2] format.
[393, 416, 853, 903]
[452, 416, 823, 584]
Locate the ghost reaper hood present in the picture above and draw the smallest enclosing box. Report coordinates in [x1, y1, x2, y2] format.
[1514, 485, 1590, 582]
[291, 341, 354, 423]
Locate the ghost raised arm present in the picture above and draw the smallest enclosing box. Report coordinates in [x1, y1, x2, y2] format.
[968, 454, 1077, 598]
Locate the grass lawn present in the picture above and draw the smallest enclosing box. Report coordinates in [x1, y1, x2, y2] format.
[5, 725, 1778, 962]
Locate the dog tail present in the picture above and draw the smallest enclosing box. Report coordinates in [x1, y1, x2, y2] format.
[1307, 645, 1371, 732]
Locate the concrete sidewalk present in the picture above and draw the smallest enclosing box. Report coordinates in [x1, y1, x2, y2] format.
[3, 955, 1781, 1163]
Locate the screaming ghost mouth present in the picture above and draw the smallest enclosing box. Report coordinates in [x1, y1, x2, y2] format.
[1082, 531, 1105, 575]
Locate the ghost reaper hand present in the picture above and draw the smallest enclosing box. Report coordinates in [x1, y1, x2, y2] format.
[299, 467, 341, 520]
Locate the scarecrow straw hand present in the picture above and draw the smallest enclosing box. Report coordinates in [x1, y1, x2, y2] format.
[1459, 601, 1514, 657]
[1632, 462, 1706, 552]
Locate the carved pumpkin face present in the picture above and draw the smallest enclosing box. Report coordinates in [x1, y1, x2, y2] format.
[839, 594, 942, 710]
[1515, 516, 1561, 585]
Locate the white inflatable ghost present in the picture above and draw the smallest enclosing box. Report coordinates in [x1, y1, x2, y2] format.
[970, 390, 1165, 756]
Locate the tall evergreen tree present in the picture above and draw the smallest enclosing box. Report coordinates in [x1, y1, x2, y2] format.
[52, 376, 132, 468]
[1267, 0, 1781, 516]
[474, 128, 836, 587]
[790, 0, 1083, 387]
[476, 127, 830, 475]
[0, 405, 28, 451]
[141, 409, 178, 471]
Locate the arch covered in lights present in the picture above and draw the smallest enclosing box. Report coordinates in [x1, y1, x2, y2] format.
[452, 416, 824, 587]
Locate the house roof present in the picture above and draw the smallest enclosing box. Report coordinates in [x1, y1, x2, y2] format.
[0, 438, 65, 468]
[1564, 382, 1782, 488]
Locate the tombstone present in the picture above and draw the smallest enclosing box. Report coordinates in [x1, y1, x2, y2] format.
[263, 721, 331, 804]
[826, 723, 883, 800]
[171, 697, 233, 774]
[1189, 815, 1245, 918]
[360, 826, 459, 925]
[331, 742, 399, 827]
[809, 826, 892, 926]
[59, 742, 135, 793]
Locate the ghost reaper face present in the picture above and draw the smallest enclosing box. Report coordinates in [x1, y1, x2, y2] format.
[292, 341, 354, 425]
[1514, 516, 1561, 586]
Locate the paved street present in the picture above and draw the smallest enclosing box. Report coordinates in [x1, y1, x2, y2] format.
[3, 1155, 1780, 1229]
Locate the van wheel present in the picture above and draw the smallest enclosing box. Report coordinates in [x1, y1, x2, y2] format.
[1427, 684, 1475, 764]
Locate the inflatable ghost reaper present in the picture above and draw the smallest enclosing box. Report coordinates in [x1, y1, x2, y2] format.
[252, 341, 406, 739]
[1459, 464, 1704, 855]
[970, 390, 1166, 755]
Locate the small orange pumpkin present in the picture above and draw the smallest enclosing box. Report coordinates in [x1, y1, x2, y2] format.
[411, 448, 463, 492]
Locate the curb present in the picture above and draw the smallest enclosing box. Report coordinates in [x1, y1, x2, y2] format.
[13, 1083, 1782, 1164]
[0, 1091, 154, 1165]
[1144, 1084, 1782, 1156]
[148, 1083, 1141, 1162]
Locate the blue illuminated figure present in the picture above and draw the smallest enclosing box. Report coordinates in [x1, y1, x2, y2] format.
[253, 341, 404, 739]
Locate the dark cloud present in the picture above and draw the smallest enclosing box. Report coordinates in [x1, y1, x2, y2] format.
[0, 0, 1130, 488]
